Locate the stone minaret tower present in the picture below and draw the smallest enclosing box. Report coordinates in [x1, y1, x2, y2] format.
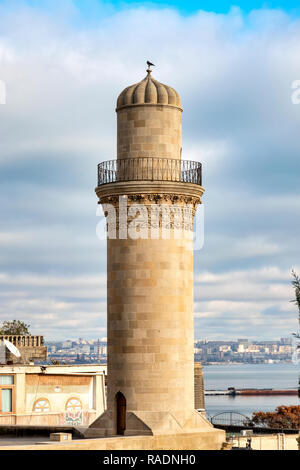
[86, 66, 219, 440]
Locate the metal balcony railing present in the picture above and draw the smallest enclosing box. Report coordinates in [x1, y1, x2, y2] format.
[97, 158, 202, 186]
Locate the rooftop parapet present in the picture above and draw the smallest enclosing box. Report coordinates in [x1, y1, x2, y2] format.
[0, 335, 47, 365]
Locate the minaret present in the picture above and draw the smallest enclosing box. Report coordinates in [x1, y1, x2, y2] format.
[86, 65, 221, 441]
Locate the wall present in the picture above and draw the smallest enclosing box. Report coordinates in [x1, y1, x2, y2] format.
[232, 434, 299, 450]
[0, 365, 106, 427]
[6, 346, 47, 365]
[0, 429, 226, 450]
[194, 362, 205, 410]
[117, 106, 182, 160]
[0, 335, 47, 365]
[106, 235, 195, 420]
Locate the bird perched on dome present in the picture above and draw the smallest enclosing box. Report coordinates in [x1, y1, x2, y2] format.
[147, 60, 155, 70]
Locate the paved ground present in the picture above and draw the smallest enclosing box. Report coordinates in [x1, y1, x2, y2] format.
[0, 436, 51, 446]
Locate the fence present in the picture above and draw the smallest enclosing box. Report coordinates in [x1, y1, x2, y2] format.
[98, 158, 202, 186]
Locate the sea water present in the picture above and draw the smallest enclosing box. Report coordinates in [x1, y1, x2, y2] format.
[203, 363, 300, 419]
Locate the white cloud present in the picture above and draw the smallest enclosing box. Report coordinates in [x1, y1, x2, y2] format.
[0, 271, 107, 340]
[194, 266, 298, 339]
[0, 2, 300, 340]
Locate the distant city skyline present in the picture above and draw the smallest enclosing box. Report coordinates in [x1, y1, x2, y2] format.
[44, 335, 292, 344]
[45, 335, 294, 366]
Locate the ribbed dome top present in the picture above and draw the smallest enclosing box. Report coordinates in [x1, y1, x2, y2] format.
[116, 70, 182, 110]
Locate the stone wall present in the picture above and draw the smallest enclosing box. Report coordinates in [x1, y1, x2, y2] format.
[117, 106, 182, 160]
[194, 362, 205, 410]
[6, 346, 47, 365]
[0, 429, 226, 450]
[104, 234, 195, 434]
[0, 411, 97, 427]
[232, 434, 299, 451]
[0, 335, 47, 365]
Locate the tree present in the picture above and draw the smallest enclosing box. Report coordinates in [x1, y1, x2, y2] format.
[0, 320, 31, 335]
[291, 269, 300, 337]
[291, 270, 300, 397]
[251, 405, 300, 429]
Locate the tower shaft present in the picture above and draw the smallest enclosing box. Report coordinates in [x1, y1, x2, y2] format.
[87, 70, 216, 438]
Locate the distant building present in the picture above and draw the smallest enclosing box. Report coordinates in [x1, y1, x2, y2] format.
[281, 337, 293, 345]
[278, 345, 293, 354]
[81, 345, 90, 354]
[219, 345, 231, 353]
[194, 347, 202, 354]
[0, 364, 106, 426]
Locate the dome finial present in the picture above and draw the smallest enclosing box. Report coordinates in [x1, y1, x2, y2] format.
[116, 65, 182, 110]
[146, 60, 155, 75]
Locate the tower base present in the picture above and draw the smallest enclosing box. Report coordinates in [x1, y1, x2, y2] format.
[84, 409, 225, 450]
[0, 429, 227, 451]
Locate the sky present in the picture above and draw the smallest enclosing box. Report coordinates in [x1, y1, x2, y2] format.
[0, 0, 300, 341]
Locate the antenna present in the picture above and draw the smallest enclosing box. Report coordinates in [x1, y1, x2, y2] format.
[4, 339, 21, 357]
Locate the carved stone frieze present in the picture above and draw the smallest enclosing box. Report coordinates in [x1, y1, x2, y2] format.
[98, 193, 200, 235]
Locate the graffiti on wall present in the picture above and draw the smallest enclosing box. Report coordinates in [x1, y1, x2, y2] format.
[60, 410, 89, 426]
[65, 410, 83, 426]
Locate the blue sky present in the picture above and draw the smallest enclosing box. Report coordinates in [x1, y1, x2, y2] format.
[0, 0, 300, 341]
[14, 0, 300, 15]
[103, 0, 300, 16]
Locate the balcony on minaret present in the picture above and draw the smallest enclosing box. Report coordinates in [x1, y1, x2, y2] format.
[97, 158, 202, 186]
